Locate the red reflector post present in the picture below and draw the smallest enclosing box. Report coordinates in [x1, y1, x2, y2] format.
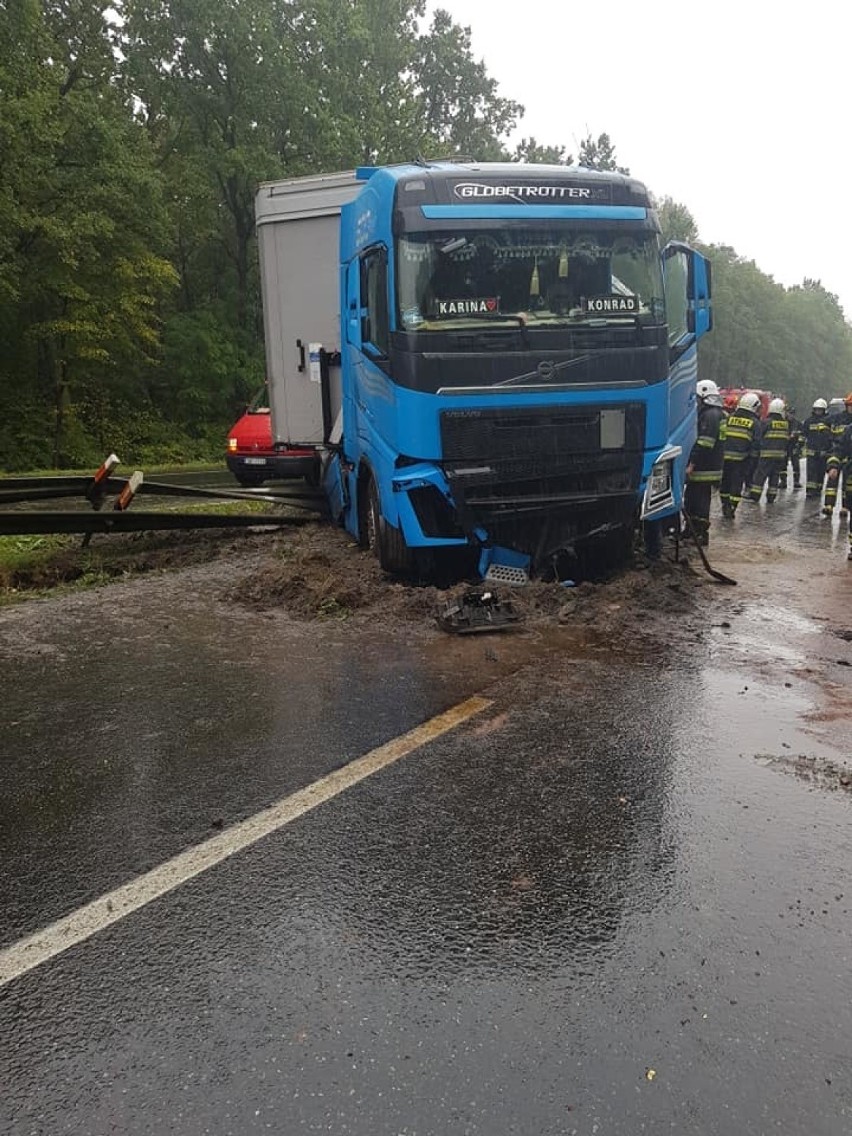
[114, 471, 143, 512]
[85, 453, 121, 509]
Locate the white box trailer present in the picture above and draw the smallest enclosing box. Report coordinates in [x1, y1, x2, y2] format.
[255, 171, 360, 447]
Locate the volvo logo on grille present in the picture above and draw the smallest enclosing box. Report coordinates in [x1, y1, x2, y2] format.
[497, 355, 592, 387]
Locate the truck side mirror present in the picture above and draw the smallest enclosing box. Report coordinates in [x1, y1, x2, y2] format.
[662, 242, 713, 351]
[688, 251, 712, 338]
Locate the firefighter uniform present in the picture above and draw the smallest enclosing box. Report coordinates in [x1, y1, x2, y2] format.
[748, 410, 790, 503]
[826, 417, 852, 558]
[683, 395, 726, 544]
[802, 406, 832, 499]
[720, 406, 759, 517]
[823, 405, 852, 515]
[779, 412, 803, 490]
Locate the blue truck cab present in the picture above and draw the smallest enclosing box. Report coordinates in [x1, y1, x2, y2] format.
[255, 162, 712, 580]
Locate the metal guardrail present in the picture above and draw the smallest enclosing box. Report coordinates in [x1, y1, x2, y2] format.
[0, 457, 329, 537]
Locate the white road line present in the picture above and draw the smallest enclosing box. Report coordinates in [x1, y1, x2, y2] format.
[0, 695, 492, 989]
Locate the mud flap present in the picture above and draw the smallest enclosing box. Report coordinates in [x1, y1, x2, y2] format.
[323, 453, 348, 521]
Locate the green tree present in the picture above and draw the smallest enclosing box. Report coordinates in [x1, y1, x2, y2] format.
[120, 0, 296, 334]
[0, 0, 176, 466]
[512, 137, 572, 165]
[577, 132, 629, 174]
[414, 8, 522, 161]
[696, 249, 852, 411]
[656, 197, 699, 245]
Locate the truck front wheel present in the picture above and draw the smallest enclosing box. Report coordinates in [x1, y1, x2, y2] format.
[362, 473, 415, 577]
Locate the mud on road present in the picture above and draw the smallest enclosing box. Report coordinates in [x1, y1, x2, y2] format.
[3, 518, 851, 674]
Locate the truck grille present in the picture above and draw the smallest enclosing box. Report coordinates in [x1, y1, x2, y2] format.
[438, 403, 645, 545]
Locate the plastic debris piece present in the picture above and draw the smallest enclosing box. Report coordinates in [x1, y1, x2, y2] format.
[645, 1068, 657, 1081]
[436, 588, 524, 635]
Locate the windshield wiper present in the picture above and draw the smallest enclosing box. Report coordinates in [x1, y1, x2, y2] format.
[455, 312, 530, 347]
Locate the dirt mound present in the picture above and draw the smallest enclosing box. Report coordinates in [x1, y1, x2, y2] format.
[227, 522, 705, 639]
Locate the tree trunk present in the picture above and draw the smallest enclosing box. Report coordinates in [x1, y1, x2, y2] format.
[52, 353, 69, 469]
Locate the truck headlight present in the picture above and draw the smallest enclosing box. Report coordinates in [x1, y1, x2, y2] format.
[648, 462, 671, 498]
[642, 447, 682, 518]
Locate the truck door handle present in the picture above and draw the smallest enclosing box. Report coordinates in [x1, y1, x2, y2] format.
[296, 339, 306, 373]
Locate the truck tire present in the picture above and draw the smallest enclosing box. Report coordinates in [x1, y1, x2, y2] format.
[364, 473, 415, 577]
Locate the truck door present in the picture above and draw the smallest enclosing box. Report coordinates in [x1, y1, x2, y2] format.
[358, 246, 390, 369]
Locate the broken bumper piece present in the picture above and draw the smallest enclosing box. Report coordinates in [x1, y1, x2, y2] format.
[436, 589, 524, 635]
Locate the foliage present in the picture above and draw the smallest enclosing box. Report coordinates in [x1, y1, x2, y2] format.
[414, 8, 522, 161]
[577, 132, 629, 174]
[697, 250, 852, 410]
[1, 2, 851, 473]
[656, 197, 699, 245]
[512, 138, 572, 165]
[0, 0, 177, 465]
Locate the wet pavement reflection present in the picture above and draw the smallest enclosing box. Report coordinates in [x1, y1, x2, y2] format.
[1, 484, 852, 1134]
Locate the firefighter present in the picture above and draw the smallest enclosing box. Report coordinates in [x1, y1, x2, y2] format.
[828, 397, 846, 422]
[801, 398, 832, 501]
[739, 399, 763, 497]
[748, 397, 790, 504]
[826, 403, 852, 559]
[720, 391, 761, 518]
[682, 379, 726, 545]
[778, 405, 803, 490]
[823, 395, 852, 516]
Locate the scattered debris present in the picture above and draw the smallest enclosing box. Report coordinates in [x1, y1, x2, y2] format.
[436, 589, 523, 635]
[755, 753, 852, 795]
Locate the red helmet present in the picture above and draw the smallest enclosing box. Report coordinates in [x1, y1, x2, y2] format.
[845, 392, 852, 405]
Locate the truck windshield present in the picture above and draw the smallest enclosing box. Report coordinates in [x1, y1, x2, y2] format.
[397, 227, 665, 332]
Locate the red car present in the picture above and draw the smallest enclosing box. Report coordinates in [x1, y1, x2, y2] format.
[226, 391, 320, 487]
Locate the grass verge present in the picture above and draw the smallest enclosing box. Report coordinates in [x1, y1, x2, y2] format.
[0, 499, 290, 603]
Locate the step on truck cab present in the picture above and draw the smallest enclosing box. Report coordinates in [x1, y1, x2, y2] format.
[255, 162, 712, 580]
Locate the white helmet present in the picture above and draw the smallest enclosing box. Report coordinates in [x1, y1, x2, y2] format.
[696, 379, 720, 400]
[813, 398, 828, 411]
[768, 397, 785, 414]
[738, 392, 762, 413]
[829, 398, 845, 411]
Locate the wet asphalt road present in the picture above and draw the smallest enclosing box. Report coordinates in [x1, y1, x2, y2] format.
[1, 484, 852, 1135]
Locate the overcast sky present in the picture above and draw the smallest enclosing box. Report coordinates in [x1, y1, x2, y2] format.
[431, 0, 851, 321]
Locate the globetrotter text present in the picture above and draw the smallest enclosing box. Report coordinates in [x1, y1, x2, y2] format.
[453, 183, 594, 201]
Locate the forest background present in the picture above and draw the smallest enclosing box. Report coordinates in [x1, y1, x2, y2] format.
[2, 0, 851, 470]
